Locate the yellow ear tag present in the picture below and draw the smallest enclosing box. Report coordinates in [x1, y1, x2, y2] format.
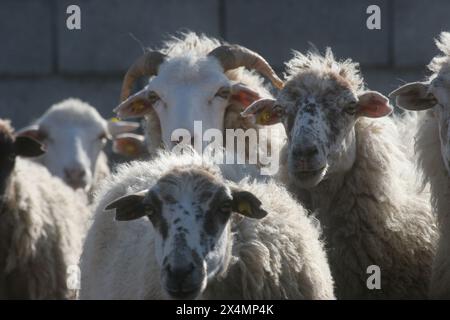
[125, 144, 136, 154]
[257, 110, 272, 125]
[238, 201, 252, 216]
[132, 102, 144, 113]
[110, 117, 120, 123]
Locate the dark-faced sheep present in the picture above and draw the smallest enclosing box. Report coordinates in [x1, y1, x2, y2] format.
[79, 151, 335, 300]
[243, 49, 437, 299]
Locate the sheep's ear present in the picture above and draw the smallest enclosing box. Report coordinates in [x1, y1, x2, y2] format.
[231, 83, 261, 108]
[231, 189, 268, 219]
[107, 118, 140, 137]
[13, 136, 46, 157]
[104, 190, 149, 221]
[356, 91, 393, 118]
[389, 82, 436, 111]
[112, 133, 146, 158]
[15, 125, 46, 142]
[114, 89, 153, 119]
[240, 98, 283, 125]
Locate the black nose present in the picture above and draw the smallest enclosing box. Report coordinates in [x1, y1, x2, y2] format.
[166, 263, 195, 286]
[64, 167, 86, 188]
[293, 145, 319, 159]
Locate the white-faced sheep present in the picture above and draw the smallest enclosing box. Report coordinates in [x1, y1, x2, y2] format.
[17, 98, 139, 199]
[242, 49, 437, 299]
[390, 32, 450, 299]
[114, 32, 286, 166]
[0, 119, 89, 299]
[79, 151, 335, 300]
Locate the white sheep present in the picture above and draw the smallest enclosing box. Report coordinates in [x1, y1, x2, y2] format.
[114, 32, 286, 166]
[16, 98, 140, 199]
[79, 151, 335, 300]
[389, 31, 450, 299]
[242, 48, 438, 299]
[0, 119, 89, 299]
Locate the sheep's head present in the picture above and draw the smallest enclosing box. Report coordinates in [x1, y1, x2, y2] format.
[390, 32, 450, 174]
[16, 99, 110, 191]
[0, 119, 45, 195]
[114, 43, 283, 152]
[104, 165, 267, 300]
[243, 49, 392, 188]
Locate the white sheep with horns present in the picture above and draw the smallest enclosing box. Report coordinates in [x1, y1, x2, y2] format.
[243, 48, 438, 299]
[79, 150, 335, 300]
[17, 98, 140, 200]
[114, 32, 286, 166]
[389, 31, 450, 299]
[0, 119, 89, 299]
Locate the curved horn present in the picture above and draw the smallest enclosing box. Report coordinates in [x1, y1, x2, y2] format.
[120, 51, 167, 102]
[208, 45, 284, 89]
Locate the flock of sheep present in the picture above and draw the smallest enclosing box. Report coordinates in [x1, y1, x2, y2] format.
[1, 30, 450, 300]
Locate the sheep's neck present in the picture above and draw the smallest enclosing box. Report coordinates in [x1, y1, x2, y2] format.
[308, 171, 347, 217]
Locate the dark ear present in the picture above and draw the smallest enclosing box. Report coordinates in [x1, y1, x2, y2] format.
[15, 124, 46, 142]
[389, 82, 436, 111]
[230, 83, 261, 108]
[104, 190, 148, 221]
[240, 98, 283, 126]
[112, 133, 146, 158]
[231, 189, 268, 219]
[13, 136, 46, 157]
[356, 91, 393, 118]
[114, 89, 154, 119]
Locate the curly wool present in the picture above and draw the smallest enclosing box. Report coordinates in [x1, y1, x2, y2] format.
[0, 158, 89, 299]
[284, 48, 365, 94]
[412, 111, 450, 298]
[404, 32, 450, 299]
[80, 151, 335, 300]
[428, 32, 450, 75]
[279, 116, 437, 299]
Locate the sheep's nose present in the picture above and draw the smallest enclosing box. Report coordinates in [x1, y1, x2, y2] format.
[64, 167, 87, 189]
[163, 254, 204, 299]
[292, 145, 320, 171]
[166, 263, 194, 284]
[293, 145, 319, 159]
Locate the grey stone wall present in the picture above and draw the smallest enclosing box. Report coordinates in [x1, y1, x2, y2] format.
[1, 0, 449, 128]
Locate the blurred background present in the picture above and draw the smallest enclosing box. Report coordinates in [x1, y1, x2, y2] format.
[1, 0, 450, 128]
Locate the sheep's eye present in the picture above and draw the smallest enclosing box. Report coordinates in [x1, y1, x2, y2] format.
[37, 130, 49, 142]
[147, 91, 160, 104]
[274, 104, 286, 118]
[219, 200, 232, 213]
[44, 135, 53, 143]
[215, 87, 231, 99]
[144, 204, 154, 215]
[344, 101, 358, 115]
[98, 132, 108, 141]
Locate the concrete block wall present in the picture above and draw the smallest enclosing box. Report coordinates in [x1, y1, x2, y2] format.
[1, 0, 449, 128]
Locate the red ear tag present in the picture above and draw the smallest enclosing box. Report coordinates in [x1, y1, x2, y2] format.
[232, 91, 260, 108]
